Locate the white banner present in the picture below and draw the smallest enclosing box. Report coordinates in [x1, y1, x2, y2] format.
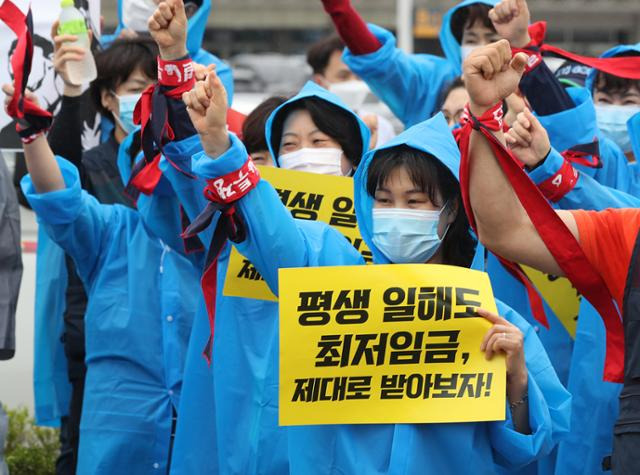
[0, 0, 101, 150]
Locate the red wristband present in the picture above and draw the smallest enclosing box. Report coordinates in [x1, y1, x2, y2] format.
[463, 102, 504, 132]
[203, 159, 260, 204]
[157, 57, 195, 87]
[537, 159, 578, 202]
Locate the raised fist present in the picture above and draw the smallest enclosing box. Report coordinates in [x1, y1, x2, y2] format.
[489, 0, 531, 48]
[463, 40, 528, 115]
[148, 0, 188, 60]
[505, 108, 551, 168]
[182, 70, 230, 158]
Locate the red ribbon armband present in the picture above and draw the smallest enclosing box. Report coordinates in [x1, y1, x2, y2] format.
[157, 56, 196, 87]
[537, 158, 578, 203]
[203, 159, 260, 204]
[462, 102, 504, 132]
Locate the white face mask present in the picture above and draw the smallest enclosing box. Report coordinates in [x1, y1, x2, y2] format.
[595, 104, 640, 154]
[122, 0, 157, 33]
[278, 148, 345, 176]
[460, 45, 477, 64]
[372, 205, 450, 264]
[328, 80, 372, 111]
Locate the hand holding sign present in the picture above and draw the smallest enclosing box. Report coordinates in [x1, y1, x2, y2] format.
[148, 0, 188, 61]
[478, 308, 527, 390]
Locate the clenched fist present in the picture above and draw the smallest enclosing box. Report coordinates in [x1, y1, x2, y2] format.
[148, 0, 188, 60]
[463, 40, 528, 116]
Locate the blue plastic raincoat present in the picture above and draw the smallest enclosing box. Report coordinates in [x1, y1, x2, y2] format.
[168, 82, 371, 474]
[21, 135, 200, 474]
[191, 112, 571, 474]
[32, 229, 70, 427]
[343, 0, 497, 127]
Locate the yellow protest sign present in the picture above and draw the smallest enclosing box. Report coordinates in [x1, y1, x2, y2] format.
[523, 266, 581, 338]
[223, 166, 372, 301]
[279, 264, 507, 426]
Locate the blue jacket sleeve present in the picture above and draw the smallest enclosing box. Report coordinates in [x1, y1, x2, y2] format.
[631, 112, 640, 160]
[342, 24, 457, 128]
[588, 136, 640, 192]
[191, 135, 364, 294]
[529, 148, 640, 209]
[535, 87, 637, 192]
[20, 157, 116, 287]
[489, 300, 571, 470]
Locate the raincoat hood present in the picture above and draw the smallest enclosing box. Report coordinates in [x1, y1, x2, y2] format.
[440, 0, 498, 75]
[264, 81, 371, 167]
[116, 0, 210, 57]
[353, 113, 462, 264]
[585, 43, 640, 92]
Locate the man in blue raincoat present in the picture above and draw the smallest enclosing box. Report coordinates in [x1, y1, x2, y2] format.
[319, 0, 502, 127]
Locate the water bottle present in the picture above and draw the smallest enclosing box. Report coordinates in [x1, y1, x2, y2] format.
[58, 0, 97, 85]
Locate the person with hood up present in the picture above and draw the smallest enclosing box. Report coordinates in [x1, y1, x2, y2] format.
[179, 62, 571, 474]
[464, 39, 640, 475]
[317, 0, 503, 128]
[588, 44, 640, 164]
[141, 4, 371, 472]
[3, 76, 202, 474]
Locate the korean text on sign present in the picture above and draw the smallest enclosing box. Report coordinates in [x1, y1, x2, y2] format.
[223, 166, 372, 301]
[278, 264, 506, 426]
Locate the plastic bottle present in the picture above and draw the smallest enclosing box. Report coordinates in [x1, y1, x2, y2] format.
[57, 0, 97, 85]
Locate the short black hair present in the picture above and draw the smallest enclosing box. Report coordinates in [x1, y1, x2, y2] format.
[593, 51, 640, 95]
[450, 4, 495, 44]
[90, 37, 158, 117]
[437, 76, 465, 113]
[242, 96, 287, 155]
[306, 34, 345, 75]
[270, 97, 364, 166]
[366, 145, 476, 267]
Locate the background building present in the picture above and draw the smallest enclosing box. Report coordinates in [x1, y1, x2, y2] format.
[101, 0, 640, 58]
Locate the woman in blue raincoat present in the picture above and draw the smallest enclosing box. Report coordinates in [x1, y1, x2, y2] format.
[180, 68, 570, 474]
[8, 96, 201, 472]
[164, 83, 371, 474]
